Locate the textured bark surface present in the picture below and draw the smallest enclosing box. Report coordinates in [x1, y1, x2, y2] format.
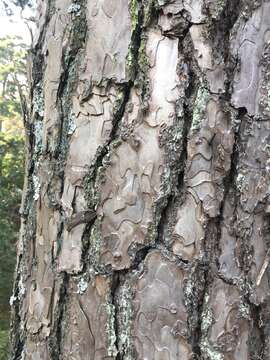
[10, 0, 270, 359]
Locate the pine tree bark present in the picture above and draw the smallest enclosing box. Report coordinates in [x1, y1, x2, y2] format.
[10, 0, 270, 359]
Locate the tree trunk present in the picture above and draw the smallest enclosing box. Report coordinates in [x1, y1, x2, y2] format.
[10, 0, 270, 359]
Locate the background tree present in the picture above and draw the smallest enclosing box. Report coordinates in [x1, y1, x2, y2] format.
[0, 35, 26, 359]
[0, 36, 27, 133]
[10, 0, 270, 359]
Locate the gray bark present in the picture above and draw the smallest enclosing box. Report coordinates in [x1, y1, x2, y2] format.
[10, 0, 270, 359]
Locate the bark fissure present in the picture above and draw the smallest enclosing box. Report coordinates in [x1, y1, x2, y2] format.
[50, 273, 69, 359]
[248, 302, 265, 359]
[111, 272, 122, 360]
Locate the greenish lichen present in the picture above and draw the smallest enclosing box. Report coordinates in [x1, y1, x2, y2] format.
[127, 0, 154, 96]
[206, 0, 226, 20]
[114, 91, 126, 115]
[191, 85, 210, 133]
[84, 158, 108, 210]
[238, 300, 250, 319]
[67, 3, 81, 14]
[77, 277, 88, 294]
[105, 296, 118, 357]
[32, 83, 44, 118]
[34, 120, 43, 156]
[32, 175, 41, 201]
[200, 294, 224, 360]
[184, 278, 194, 299]
[18, 276, 26, 300]
[200, 339, 224, 360]
[67, 0, 87, 53]
[236, 173, 245, 192]
[126, 49, 135, 80]
[138, 38, 148, 72]
[84, 170, 98, 208]
[89, 222, 102, 266]
[88, 220, 107, 274]
[117, 283, 134, 360]
[67, 112, 76, 135]
[136, 36, 151, 110]
[159, 120, 184, 191]
[144, 0, 157, 27]
[111, 138, 123, 150]
[126, 0, 140, 80]
[129, 0, 139, 32]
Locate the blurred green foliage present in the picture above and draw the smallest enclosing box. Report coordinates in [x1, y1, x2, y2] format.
[0, 132, 24, 325]
[0, 35, 26, 358]
[0, 330, 8, 360]
[0, 36, 27, 135]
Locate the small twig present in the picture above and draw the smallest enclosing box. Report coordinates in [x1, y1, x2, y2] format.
[256, 249, 270, 286]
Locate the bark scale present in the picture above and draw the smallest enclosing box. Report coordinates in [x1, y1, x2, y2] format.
[10, 0, 270, 359]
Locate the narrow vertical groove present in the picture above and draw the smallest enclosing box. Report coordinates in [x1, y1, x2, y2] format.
[50, 273, 69, 360]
